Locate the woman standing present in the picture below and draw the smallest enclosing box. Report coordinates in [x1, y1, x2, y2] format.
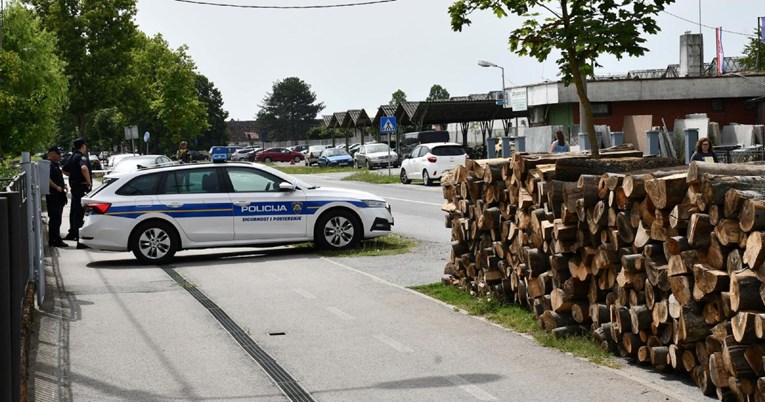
[550, 130, 569, 153]
[690, 138, 719, 163]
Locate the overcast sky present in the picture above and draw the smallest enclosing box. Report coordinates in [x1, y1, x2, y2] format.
[135, 0, 764, 121]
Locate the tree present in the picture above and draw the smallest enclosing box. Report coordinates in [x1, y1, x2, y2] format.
[0, 1, 68, 156]
[195, 74, 230, 150]
[26, 0, 139, 137]
[255, 77, 324, 144]
[740, 30, 765, 72]
[389, 89, 407, 107]
[449, 0, 674, 157]
[426, 84, 450, 101]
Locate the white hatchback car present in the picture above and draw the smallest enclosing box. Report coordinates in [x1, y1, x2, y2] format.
[400, 142, 467, 186]
[79, 161, 394, 264]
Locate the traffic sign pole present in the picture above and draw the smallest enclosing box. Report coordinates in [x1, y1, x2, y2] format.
[380, 117, 397, 177]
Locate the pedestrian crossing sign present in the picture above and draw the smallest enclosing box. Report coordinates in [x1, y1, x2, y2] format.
[380, 117, 397, 133]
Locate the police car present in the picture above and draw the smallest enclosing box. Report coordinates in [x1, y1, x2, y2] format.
[78, 161, 394, 264]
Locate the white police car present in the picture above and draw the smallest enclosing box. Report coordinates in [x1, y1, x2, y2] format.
[78, 161, 394, 264]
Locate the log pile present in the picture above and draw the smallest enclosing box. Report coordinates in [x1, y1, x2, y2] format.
[441, 155, 765, 401]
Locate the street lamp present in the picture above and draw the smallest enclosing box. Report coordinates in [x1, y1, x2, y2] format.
[478, 59, 506, 104]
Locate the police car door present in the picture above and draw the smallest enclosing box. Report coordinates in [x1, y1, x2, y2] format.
[225, 167, 307, 240]
[157, 167, 234, 242]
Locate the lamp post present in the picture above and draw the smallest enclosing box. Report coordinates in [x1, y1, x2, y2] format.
[478, 60, 506, 106]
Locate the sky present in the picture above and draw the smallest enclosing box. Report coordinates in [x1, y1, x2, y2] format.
[135, 0, 765, 121]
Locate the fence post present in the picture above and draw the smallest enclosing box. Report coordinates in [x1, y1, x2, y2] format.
[0, 196, 12, 402]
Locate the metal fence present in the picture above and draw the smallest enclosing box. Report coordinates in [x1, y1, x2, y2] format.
[1, 152, 47, 402]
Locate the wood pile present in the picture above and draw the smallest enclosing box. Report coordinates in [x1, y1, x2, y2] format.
[441, 152, 765, 401]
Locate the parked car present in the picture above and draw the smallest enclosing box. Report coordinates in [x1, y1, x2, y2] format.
[107, 153, 140, 169]
[245, 148, 263, 162]
[353, 143, 399, 170]
[400, 142, 467, 186]
[290, 144, 309, 154]
[305, 145, 331, 166]
[79, 161, 394, 263]
[317, 148, 353, 168]
[255, 147, 305, 163]
[348, 143, 361, 156]
[89, 154, 103, 171]
[107, 155, 174, 176]
[232, 147, 254, 161]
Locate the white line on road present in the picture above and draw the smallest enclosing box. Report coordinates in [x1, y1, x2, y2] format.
[384, 196, 442, 206]
[446, 375, 497, 401]
[325, 306, 355, 320]
[373, 334, 414, 354]
[292, 288, 317, 299]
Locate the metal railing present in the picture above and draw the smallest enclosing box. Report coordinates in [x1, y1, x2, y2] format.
[1, 152, 47, 401]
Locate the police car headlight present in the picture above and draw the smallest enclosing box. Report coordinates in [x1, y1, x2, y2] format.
[363, 200, 388, 208]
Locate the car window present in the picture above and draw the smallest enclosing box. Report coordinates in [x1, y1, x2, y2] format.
[162, 168, 220, 194]
[226, 167, 282, 192]
[431, 145, 466, 156]
[366, 144, 389, 153]
[116, 173, 161, 196]
[410, 146, 422, 157]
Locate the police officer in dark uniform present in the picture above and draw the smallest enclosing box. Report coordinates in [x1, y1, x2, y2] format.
[63, 138, 92, 242]
[46, 146, 68, 247]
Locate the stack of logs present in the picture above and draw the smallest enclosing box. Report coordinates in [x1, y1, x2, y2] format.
[441, 147, 765, 401]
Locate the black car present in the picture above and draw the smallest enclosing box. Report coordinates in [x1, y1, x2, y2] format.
[189, 150, 209, 161]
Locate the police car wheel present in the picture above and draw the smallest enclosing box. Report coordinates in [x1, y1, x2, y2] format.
[400, 169, 411, 184]
[315, 210, 361, 250]
[131, 221, 178, 265]
[422, 170, 432, 186]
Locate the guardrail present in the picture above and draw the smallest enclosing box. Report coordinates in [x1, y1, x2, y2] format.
[1, 152, 47, 401]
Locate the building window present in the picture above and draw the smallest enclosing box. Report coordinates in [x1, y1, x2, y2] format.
[711, 99, 724, 112]
[591, 103, 611, 117]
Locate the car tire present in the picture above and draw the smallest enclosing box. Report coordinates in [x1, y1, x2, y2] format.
[315, 209, 361, 250]
[354, 160, 361, 169]
[131, 221, 178, 265]
[264, 157, 272, 163]
[294, 156, 301, 163]
[367, 160, 373, 170]
[400, 168, 411, 184]
[422, 170, 432, 186]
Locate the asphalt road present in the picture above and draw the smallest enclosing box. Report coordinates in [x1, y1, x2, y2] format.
[32, 169, 712, 401]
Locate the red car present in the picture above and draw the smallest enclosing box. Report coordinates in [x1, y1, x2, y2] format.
[255, 147, 305, 163]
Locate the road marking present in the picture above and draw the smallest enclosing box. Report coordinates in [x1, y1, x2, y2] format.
[385, 196, 442, 207]
[373, 334, 413, 353]
[446, 375, 497, 401]
[325, 306, 354, 320]
[292, 288, 317, 299]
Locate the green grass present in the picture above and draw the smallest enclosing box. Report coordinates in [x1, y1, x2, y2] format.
[342, 171, 401, 184]
[294, 234, 416, 257]
[271, 165, 356, 174]
[411, 283, 620, 368]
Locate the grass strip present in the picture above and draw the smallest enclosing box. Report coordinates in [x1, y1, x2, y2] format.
[272, 165, 355, 174]
[294, 234, 416, 257]
[411, 282, 620, 368]
[341, 171, 401, 184]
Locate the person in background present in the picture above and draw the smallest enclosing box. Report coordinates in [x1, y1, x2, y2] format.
[63, 138, 92, 242]
[550, 130, 570, 153]
[46, 146, 68, 247]
[177, 141, 191, 164]
[690, 137, 719, 163]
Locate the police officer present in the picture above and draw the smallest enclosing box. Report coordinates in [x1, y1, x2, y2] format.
[177, 141, 191, 164]
[46, 146, 68, 247]
[63, 138, 92, 242]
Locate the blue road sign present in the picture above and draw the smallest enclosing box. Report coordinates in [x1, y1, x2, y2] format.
[380, 116, 397, 133]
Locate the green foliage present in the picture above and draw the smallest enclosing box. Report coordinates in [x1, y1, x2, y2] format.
[27, 0, 139, 137]
[449, 0, 674, 157]
[342, 171, 401, 184]
[195, 74, 230, 150]
[255, 77, 325, 144]
[740, 31, 765, 72]
[0, 1, 68, 157]
[426, 84, 450, 101]
[389, 89, 407, 106]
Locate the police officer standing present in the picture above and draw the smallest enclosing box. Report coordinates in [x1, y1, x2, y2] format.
[63, 138, 92, 242]
[177, 141, 191, 164]
[46, 146, 68, 247]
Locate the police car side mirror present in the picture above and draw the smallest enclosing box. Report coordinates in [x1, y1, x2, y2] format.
[278, 182, 296, 192]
